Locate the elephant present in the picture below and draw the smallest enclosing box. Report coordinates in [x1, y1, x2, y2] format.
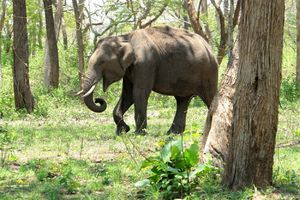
[77, 26, 218, 135]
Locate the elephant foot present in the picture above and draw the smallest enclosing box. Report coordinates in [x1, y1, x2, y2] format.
[116, 122, 130, 135]
[167, 125, 184, 135]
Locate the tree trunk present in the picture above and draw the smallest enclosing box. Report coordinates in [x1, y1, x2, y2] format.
[72, 0, 85, 88]
[12, 0, 34, 113]
[297, 0, 300, 85]
[62, 18, 68, 50]
[31, 25, 37, 56]
[43, 0, 59, 88]
[0, 0, 7, 87]
[38, 0, 43, 49]
[202, 0, 285, 190]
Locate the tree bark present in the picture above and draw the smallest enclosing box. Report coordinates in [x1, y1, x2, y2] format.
[72, 0, 85, 88]
[202, 0, 285, 190]
[297, 0, 300, 85]
[0, 0, 7, 87]
[12, 0, 34, 113]
[62, 17, 68, 50]
[38, 0, 43, 49]
[30, 25, 37, 56]
[43, 0, 60, 88]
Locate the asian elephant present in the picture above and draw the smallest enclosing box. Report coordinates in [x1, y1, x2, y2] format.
[77, 26, 218, 135]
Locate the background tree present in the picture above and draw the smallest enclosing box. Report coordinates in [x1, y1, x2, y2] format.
[12, 0, 34, 113]
[72, 0, 85, 87]
[0, 0, 6, 87]
[43, 0, 59, 88]
[184, 0, 209, 41]
[202, 0, 285, 189]
[297, 0, 300, 85]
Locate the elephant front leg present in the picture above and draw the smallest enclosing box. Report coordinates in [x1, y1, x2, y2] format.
[168, 96, 191, 134]
[133, 87, 150, 135]
[113, 77, 133, 135]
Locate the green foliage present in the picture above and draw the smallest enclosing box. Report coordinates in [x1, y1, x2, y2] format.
[0, 127, 17, 167]
[280, 75, 300, 103]
[21, 159, 80, 196]
[136, 138, 219, 199]
[273, 167, 300, 194]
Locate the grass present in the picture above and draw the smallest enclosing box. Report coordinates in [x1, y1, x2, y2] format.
[0, 91, 299, 199]
[0, 34, 299, 199]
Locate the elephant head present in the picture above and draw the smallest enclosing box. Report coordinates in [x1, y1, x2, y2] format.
[78, 36, 135, 112]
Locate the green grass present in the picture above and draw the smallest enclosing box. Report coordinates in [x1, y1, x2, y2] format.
[0, 93, 299, 199]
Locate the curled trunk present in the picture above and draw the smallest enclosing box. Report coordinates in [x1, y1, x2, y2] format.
[81, 70, 107, 113]
[83, 92, 107, 113]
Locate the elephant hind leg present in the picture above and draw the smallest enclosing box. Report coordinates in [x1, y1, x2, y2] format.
[113, 77, 133, 135]
[168, 96, 191, 134]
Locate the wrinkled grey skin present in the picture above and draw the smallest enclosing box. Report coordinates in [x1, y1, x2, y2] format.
[81, 26, 218, 135]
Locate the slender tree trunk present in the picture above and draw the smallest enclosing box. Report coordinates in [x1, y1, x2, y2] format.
[0, 0, 7, 87]
[31, 25, 37, 56]
[44, 0, 63, 87]
[54, 0, 63, 38]
[202, 0, 285, 190]
[297, 0, 300, 85]
[62, 17, 68, 50]
[43, 0, 59, 88]
[72, 0, 85, 88]
[38, 0, 43, 49]
[12, 0, 34, 113]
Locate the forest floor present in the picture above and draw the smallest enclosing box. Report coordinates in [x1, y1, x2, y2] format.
[0, 95, 299, 200]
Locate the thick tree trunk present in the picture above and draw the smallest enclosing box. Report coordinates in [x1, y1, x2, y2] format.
[72, 0, 85, 88]
[43, 0, 59, 88]
[202, 0, 284, 190]
[297, 0, 300, 85]
[12, 0, 34, 113]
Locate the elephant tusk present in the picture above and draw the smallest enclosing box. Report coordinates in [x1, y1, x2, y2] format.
[75, 90, 84, 96]
[82, 84, 96, 98]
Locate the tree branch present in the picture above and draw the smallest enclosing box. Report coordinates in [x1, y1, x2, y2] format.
[184, 0, 209, 41]
[211, 0, 227, 64]
[140, 3, 168, 29]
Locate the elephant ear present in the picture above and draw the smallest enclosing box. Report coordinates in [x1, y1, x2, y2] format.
[119, 42, 134, 70]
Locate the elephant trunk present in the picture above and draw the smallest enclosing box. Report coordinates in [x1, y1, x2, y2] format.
[81, 70, 107, 113]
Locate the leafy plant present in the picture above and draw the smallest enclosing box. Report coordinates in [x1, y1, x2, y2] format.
[280, 75, 300, 103]
[135, 138, 218, 199]
[0, 127, 17, 167]
[21, 159, 80, 195]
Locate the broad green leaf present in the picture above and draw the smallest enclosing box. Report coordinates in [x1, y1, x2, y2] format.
[170, 145, 181, 160]
[189, 164, 205, 178]
[161, 139, 182, 163]
[175, 158, 186, 169]
[140, 156, 160, 169]
[134, 179, 150, 187]
[166, 166, 179, 174]
[184, 143, 199, 167]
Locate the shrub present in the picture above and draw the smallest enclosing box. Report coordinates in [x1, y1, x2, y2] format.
[135, 138, 219, 199]
[280, 75, 300, 103]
